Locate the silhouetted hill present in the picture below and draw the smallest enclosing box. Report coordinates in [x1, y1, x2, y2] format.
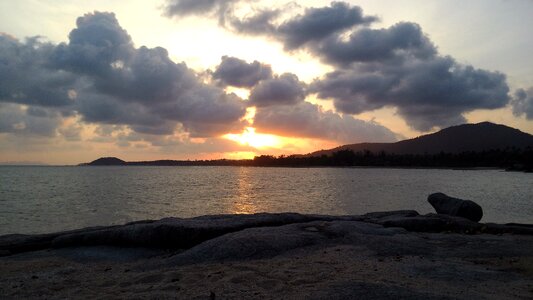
[308, 122, 533, 156]
[83, 157, 126, 166]
[79, 122, 533, 171]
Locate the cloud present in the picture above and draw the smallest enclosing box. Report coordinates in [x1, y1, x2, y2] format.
[155, 86, 249, 137]
[163, 0, 249, 25]
[512, 88, 533, 120]
[163, 0, 235, 16]
[228, 1, 377, 50]
[51, 12, 134, 76]
[209, 2, 512, 132]
[312, 54, 510, 131]
[1, 12, 248, 139]
[276, 1, 377, 50]
[229, 8, 280, 35]
[248, 73, 306, 107]
[212, 56, 273, 88]
[0, 103, 60, 137]
[290, 19, 509, 131]
[0, 34, 77, 107]
[315, 22, 436, 66]
[254, 101, 398, 143]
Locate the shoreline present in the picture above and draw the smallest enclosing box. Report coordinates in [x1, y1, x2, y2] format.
[2, 211, 533, 299]
[1, 164, 510, 171]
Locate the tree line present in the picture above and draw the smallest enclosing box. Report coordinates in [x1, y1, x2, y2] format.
[250, 148, 533, 171]
[92, 147, 533, 171]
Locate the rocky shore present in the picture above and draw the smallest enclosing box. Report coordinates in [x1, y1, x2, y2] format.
[1, 195, 533, 299]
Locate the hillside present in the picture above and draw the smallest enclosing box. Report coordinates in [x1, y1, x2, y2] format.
[308, 122, 533, 156]
[81, 157, 126, 166]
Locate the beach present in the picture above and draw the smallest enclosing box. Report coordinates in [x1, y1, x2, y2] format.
[2, 211, 533, 299]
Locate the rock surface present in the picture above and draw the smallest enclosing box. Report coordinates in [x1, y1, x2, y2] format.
[428, 193, 483, 222]
[1, 211, 533, 299]
[3, 211, 533, 257]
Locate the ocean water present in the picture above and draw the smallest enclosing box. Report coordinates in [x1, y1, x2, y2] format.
[0, 166, 532, 235]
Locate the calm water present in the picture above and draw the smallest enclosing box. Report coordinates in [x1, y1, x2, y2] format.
[0, 166, 532, 235]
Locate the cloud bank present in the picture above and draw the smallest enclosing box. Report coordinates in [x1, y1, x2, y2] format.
[3, 1, 528, 161]
[205, 1, 512, 132]
[1, 12, 248, 142]
[0, 9, 398, 150]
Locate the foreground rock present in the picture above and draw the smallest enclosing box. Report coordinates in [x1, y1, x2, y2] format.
[2, 211, 532, 257]
[1, 212, 533, 299]
[428, 192, 483, 222]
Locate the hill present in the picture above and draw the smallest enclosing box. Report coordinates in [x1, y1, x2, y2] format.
[79, 122, 533, 170]
[308, 122, 533, 156]
[81, 157, 126, 166]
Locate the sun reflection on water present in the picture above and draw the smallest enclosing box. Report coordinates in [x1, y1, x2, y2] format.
[231, 167, 258, 214]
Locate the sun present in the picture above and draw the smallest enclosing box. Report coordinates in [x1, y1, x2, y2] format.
[224, 127, 281, 149]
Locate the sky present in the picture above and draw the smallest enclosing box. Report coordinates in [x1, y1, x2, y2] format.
[1, 0, 533, 165]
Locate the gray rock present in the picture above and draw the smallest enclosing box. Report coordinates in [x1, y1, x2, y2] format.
[165, 220, 406, 265]
[3, 211, 533, 259]
[51, 213, 344, 250]
[483, 223, 533, 235]
[381, 214, 484, 233]
[428, 193, 483, 222]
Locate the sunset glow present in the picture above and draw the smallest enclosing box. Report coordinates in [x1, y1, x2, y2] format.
[224, 127, 282, 149]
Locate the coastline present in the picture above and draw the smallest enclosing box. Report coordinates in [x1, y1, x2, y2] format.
[3, 164, 510, 171]
[2, 211, 533, 299]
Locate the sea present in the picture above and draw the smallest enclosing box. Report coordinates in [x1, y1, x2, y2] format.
[0, 166, 532, 235]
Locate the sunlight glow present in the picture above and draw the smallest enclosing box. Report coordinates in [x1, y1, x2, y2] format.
[224, 127, 282, 149]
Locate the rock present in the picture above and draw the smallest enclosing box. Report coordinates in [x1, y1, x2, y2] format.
[164, 221, 406, 266]
[427, 193, 483, 222]
[5, 211, 533, 259]
[381, 214, 484, 233]
[483, 223, 533, 235]
[50, 213, 342, 250]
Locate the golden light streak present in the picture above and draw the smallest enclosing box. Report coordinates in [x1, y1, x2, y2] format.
[224, 127, 281, 149]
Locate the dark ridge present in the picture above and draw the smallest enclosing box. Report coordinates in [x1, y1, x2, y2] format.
[81, 157, 126, 166]
[307, 122, 533, 156]
[79, 122, 533, 170]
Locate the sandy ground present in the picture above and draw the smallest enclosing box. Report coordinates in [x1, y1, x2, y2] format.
[2, 232, 533, 299]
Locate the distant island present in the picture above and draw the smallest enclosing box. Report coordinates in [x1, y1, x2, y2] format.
[81, 122, 533, 171]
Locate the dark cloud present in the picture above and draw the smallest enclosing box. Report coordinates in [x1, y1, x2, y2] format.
[0, 103, 60, 137]
[155, 86, 249, 137]
[301, 20, 509, 131]
[312, 55, 510, 131]
[210, 2, 512, 132]
[276, 1, 377, 50]
[315, 22, 436, 66]
[91, 46, 198, 104]
[248, 73, 306, 107]
[512, 88, 533, 120]
[229, 8, 280, 35]
[75, 93, 177, 135]
[228, 1, 377, 50]
[51, 12, 134, 76]
[212, 56, 273, 88]
[163, 0, 248, 25]
[0, 34, 77, 107]
[1, 12, 248, 139]
[164, 0, 234, 16]
[253, 101, 398, 143]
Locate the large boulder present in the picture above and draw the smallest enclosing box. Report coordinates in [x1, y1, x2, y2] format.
[427, 193, 483, 222]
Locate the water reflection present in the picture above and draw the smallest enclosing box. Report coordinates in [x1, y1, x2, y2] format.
[1, 166, 532, 235]
[231, 167, 258, 214]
